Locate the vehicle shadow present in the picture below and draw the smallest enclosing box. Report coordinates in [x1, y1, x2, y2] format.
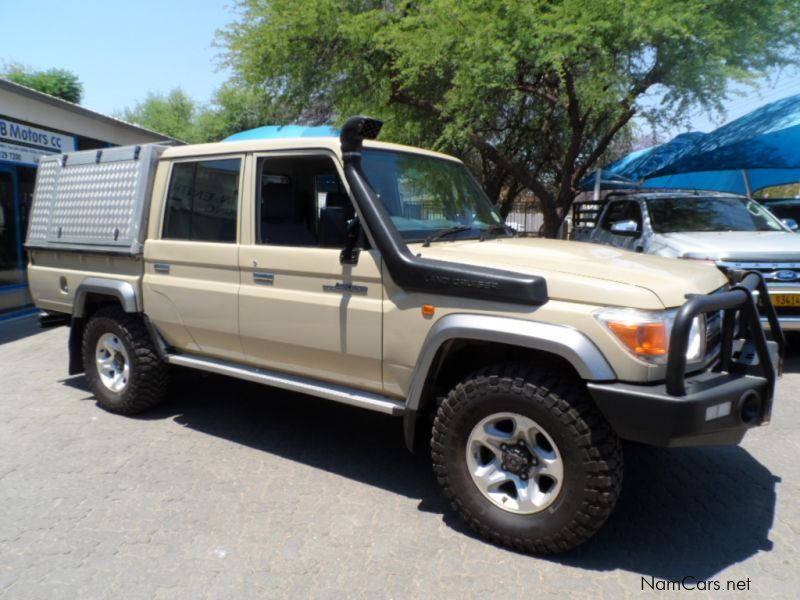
[0, 313, 42, 345]
[781, 343, 800, 374]
[62, 368, 778, 580]
[548, 442, 777, 580]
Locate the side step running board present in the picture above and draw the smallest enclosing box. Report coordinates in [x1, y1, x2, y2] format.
[165, 353, 405, 416]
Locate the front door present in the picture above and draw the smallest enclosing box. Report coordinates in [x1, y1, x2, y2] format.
[237, 152, 383, 392]
[597, 199, 644, 251]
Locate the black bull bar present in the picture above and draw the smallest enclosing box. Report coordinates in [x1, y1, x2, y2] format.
[666, 271, 785, 399]
[588, 271, 785, 447]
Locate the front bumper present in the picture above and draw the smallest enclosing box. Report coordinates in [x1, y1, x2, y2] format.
[588, 366, 774, 447]
[762, 285, 800, 331]
[763, 316, 800, 331]
[588, 272, 784, 447]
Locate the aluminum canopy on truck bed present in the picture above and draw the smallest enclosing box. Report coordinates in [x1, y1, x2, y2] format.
[25, 144, 168, 255]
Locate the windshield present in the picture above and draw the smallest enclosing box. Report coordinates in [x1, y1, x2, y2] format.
[646, 196, 785, 233]
[361, 149, 507, 242]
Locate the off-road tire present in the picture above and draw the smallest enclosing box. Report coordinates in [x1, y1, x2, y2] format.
[431, 364, 623, 554]
[82, 306, 169, 415]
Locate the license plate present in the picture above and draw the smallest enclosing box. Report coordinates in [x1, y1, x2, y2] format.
[771, 293, 800, 307]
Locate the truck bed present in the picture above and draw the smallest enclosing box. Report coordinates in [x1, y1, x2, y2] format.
[25, 144, 167, 315]
[570, 199, 605, 241]
[27, 250, 143, 315]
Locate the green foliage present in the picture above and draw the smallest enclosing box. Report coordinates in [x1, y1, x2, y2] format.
[120, 89, 200, 142]
[219, 0, 800, 235]
[194, 84, 295, 142]
[120, 85, 293, 143]
[3, 64, 83, 104]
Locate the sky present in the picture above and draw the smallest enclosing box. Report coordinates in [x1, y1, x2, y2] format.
[647, 67, 800, 140]
[1, 0, 799, 137]
[0, 0, 237, 116]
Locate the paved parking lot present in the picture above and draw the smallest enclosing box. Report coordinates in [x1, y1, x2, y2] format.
[1, 318, 798, 599]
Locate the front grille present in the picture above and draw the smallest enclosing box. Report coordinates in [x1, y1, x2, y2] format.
[717, 261, 800, 321]
[717, 260, 800, 283]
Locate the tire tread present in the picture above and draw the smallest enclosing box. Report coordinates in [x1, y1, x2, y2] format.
[82, 307, 169, 414]
[431, 364, 622, 554]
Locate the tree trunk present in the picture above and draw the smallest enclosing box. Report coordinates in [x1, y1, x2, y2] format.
[539, 191, 562, 237]
[541, 210, 562, 238]
[540, 186, 577, 238]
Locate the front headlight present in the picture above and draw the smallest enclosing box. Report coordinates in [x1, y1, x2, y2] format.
[594, 307, 705, 364]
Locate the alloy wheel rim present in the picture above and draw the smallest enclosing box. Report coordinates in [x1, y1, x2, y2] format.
[465, 412, 564, 514]
[95, 333, 130, 393]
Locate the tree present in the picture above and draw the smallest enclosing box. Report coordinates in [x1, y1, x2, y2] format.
[194, 83, 296, 142]
[3, 64, 83, 104]
[220, 0, 800, 236]
[119, 89, 200, 142]
[120, 85, 293, 143]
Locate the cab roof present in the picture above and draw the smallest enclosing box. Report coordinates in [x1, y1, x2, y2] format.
[160, 137, 461, 163]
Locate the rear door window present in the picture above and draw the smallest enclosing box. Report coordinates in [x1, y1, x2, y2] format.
[163, 158, 241, 243]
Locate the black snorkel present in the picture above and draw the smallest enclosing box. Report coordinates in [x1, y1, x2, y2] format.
[339, 115, 548, 305]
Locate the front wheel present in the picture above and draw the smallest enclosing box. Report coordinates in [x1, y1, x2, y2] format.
[431, 365, 623, 554]
[82, 307, 170, 415]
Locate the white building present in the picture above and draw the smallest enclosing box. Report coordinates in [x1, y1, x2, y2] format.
[0, 78, 178, 318]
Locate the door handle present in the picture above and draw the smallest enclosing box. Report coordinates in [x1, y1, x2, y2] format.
[153, 263, 170, 274]
[253, 272, 275, 285]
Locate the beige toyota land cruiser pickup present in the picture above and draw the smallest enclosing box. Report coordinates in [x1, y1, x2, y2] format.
[25, 117, 784, 554]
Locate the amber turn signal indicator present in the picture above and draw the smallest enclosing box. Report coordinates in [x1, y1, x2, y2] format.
[606, 321, 667, 356]
[421, 304, 436, 317]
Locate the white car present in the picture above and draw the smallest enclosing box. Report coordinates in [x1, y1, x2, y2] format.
[572, 191, 800, 330]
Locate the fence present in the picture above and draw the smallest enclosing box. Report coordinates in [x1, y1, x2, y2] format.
[394, 198, 545, 235]
[504, 202, 544, 234]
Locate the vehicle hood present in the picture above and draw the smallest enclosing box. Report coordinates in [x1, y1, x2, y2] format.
[412, 237, 727, 310]
[656, 231, 800, 261]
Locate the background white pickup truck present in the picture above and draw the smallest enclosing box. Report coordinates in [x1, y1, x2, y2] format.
[571, 191, 800, 331]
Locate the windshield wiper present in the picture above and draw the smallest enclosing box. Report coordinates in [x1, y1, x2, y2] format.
[422, 225, 472, 247]
[479, 224, 515, 241]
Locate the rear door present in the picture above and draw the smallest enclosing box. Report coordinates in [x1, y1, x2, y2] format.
[237, 151, 383, 393]
[143, 155, 245, 361]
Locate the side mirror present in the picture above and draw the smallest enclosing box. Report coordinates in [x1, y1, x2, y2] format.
[782, 218, 799, 231]
[319, 206, 347, 247]
[340, 217, 362, 265]
[610, 219, 640, 236]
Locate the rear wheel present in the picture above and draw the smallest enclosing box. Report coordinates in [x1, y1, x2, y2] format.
[431, 364, 623, 554]
[82, 307, 169, 414]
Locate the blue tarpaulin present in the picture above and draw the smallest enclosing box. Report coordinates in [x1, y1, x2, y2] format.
[224, 125, 338, 141]
[643, 168, 800, 196]
[582, 93, 800, 195]
[580, 132, 706, 189]
[651, 94, 800, 176]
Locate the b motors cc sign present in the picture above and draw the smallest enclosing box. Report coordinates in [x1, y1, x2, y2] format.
[0, 117, 76, 166]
